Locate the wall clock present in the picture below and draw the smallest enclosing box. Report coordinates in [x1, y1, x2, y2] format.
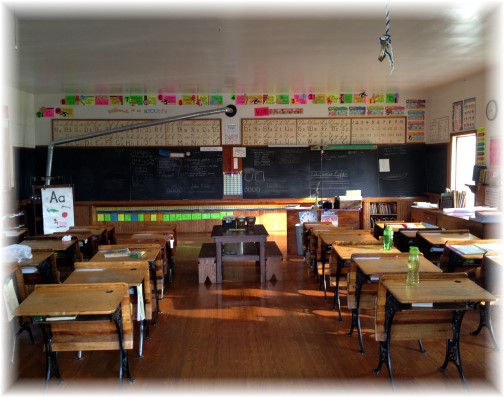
[486, 100, 497, 121]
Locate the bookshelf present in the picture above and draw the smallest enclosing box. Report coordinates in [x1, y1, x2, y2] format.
[368, 201, 397, 228]
[362, 197, 426, 230]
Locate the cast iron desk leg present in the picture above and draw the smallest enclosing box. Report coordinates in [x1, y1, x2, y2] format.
[440, 309, 467, 386]
[332, 257, 345, 321]
[111, 305, 135, 384]
[373, 293, 399, 390]
[348, 269, 365, 354]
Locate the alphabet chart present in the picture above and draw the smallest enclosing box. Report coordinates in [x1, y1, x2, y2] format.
[52, 119, 222, 147]
[241, 117, 405, 145]
[40, 186, 75, 234]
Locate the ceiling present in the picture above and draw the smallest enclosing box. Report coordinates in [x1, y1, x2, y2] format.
[3, 0, 502, 96]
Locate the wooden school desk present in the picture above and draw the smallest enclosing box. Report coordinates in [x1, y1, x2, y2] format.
[20, 236, 82, 281]
[90, 244, 162, 320]
[65, 264, 149, 357]
[126, 232, 176, 285]
[6, 249, 58, 292]
[330, 244, 400, 321]
[1, 227, 29, 245]
[348, 253, 442, 354]
[317, 231, 379, 296]
[303, 223, 339, 273]
[471, 251, 503, 350]
[211, 224, 269, 283]
[68, 225, 108, 254]
[416, 229, 479, 263]
[13, 282, 135, 386]
[373, 220, 437, 239]
[396, 226, 441, 252]
[52, 230, 95, 259]
[442, 239, 502, 272]
[374, 273, 495, 387]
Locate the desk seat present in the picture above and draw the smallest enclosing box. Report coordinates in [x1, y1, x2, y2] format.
[72, 261, 153, 357]
[45, 283, 134, 352]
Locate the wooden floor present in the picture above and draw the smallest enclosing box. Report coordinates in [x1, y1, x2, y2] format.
[5, 232, 502, 395]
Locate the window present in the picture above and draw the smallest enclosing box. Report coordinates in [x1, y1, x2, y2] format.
[450, 131, 476, 207]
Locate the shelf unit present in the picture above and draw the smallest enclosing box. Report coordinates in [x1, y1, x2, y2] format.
[362, 197, 427, 230]
[368, 201, 397, 227]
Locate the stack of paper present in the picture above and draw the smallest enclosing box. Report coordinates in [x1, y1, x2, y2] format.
[103, 248, 131, 258]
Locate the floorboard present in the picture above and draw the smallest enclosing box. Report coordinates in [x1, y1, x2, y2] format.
[5, 232, 502, 395]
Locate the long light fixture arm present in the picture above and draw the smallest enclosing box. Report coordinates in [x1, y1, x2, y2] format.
[45, 104, 237, 184]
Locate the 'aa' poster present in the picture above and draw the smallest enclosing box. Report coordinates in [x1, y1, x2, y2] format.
[41, 186, 75, 234]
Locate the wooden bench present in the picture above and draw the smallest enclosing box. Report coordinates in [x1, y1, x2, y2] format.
[265, 241, 283, 281]
[198, 243, 217, 284]
[198, 241, 284, 283]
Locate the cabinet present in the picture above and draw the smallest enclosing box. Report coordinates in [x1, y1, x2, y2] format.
[362, 197, 427, 230]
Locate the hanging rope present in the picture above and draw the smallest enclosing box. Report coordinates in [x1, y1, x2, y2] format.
[378, 4, 394, 73]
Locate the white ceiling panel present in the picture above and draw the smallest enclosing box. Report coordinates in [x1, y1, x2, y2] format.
[3, 0, 502, 95]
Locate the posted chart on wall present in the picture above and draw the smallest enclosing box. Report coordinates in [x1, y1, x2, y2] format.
[41, 186, 75, 234]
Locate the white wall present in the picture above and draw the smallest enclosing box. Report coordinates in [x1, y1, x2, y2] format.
[426, 69, 501, 182]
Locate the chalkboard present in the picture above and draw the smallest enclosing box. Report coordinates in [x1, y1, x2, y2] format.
[424, 143, 448, 193]
[242, 147, 310, 198]
[377, 144, 426, 196]
[45, 147, 223, 200]
[241, 144, 442, 199]
[20, 143, 447, 202]
[310, 150, 380, 197]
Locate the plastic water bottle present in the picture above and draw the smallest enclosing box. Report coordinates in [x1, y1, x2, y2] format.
[406, 246, 420, 286]
[383, 225, 394, 251]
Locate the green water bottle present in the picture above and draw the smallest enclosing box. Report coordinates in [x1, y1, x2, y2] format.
[383, 225, 393, 251]
[406, 246, 420, 286]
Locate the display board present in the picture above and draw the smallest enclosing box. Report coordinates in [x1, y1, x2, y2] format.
[52, 119, 222, 147]
[241, 117, 405, 145]
[48, 147, 223, 200]
[242, 147, 311, 198]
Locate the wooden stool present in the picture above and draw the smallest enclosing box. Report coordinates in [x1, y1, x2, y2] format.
[265, 241, 283, 281]
[198, 243, 217, 284]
